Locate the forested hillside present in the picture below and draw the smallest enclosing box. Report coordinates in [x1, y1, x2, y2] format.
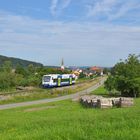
[0, 55, 43, 67]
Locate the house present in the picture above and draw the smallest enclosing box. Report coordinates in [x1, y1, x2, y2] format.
[90, 66, 103, 76]
[72, 69, 82, 78]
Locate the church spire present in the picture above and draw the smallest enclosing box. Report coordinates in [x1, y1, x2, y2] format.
[61, 58, 64, 66]
[61, 58, 65, 70]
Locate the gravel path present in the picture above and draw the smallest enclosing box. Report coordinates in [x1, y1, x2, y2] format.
[0, 77, 106, 110]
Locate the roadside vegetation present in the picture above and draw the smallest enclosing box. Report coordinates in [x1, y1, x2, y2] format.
[90, 86, 108, 96]
[90, 54, 140, 99]
[90, 85, 121, 97]
[105, 54, 140, 97]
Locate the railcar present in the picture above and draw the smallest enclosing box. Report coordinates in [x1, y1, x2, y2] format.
[42, 74, 76, 88]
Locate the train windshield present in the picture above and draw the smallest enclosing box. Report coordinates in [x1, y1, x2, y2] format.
[43, 76, 51, 82]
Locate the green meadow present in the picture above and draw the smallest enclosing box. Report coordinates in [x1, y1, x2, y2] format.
[0, 93, 140, 140]
[91, 85, 108, 96]
[91, 85, 120, 97]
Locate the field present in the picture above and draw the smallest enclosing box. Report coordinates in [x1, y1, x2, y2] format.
[0, 88, 140, 140]
[90, 85, 108, 96]
[91, 85, 121, 97]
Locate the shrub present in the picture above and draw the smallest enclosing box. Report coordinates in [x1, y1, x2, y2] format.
[0, 72, 16, 90]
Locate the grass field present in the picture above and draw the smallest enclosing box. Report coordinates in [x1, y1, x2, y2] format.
[0, 97, 139, 140]
[90, 85, 120, 97]
[90, 85, 108, 95]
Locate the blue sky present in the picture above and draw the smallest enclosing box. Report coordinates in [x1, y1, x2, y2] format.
[0, 0, 140, 67]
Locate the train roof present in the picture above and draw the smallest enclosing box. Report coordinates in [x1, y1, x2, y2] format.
[43, 74, 75, 78]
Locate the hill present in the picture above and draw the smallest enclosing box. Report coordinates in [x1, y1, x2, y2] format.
[0, 55, 43, 67]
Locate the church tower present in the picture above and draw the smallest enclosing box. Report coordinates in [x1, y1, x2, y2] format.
[61, 58, 65, 70]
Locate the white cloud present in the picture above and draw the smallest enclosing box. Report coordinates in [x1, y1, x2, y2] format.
[108, 1, 140, 20]
[0, 11, 140, 66]
[87, 0, 117, 17]
[50, 0, 58, 16]
[61, 0, 71, 9]
[50, 0, 71, 16]
[86, 0, 140, 21]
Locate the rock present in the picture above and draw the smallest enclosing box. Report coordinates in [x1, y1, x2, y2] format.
[91, 99, 98, 108]
[97, 98, 113, 109]
[80, 95, 134, 109]
[80, 95, 103, 107]
[119, 97, 134, 107]
[80, 95, 91, 103]
[16, 86, 35, 91]
[111, 98, 120, 107]
[16, 86, 25, 90]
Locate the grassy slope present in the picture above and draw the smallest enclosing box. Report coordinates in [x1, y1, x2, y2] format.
[0, 98, 140, 140]
[90, 85, 120, 97]
[90, 85, 108, 95]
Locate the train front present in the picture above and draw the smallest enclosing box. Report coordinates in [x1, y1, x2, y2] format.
[42, 75, 51, 88]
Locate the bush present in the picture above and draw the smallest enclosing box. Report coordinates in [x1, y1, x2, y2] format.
[0, 72, 16, 90]
[27, 76, 41, 86]
[79, 72, 86, 79]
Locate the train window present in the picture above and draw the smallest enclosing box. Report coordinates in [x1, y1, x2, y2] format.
[53, 79, 57, 83]
[43, 76, 51, 82]
[61, 78, 69, 82]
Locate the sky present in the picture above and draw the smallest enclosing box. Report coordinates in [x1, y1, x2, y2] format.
[0, 0, 140, 67]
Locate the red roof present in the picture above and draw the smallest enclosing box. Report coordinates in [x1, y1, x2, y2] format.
[90, 66, 102, 71]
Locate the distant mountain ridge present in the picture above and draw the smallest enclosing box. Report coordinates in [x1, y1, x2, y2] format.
[0, 55, 43, 67]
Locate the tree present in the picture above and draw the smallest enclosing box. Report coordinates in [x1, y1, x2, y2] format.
[103, 68, 111, 75]
[105, 54, 140, 97]
[79, 72, 86, 79]
[27, 64, 35, 74]
[104, 75, 117, 92]
[2, 61, 12, 73]
[0, 61, 16, 90]
[0, 71, 16, 90]
[15, 64, 28, 77]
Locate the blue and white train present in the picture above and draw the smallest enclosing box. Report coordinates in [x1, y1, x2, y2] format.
[42, 74, 76, 88]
